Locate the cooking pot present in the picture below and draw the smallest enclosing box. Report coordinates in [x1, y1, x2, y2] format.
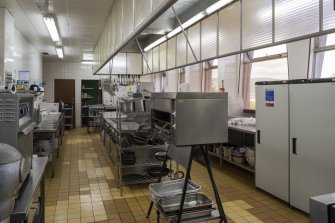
[0, 143, 26, 223]
[120, 99, 134, 113]
[146, 166, 170, 178]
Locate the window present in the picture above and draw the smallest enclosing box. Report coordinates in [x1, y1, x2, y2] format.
[244, 44, 288, 109]
[314, 33, 335, 78]
[204, 59, 219, 92]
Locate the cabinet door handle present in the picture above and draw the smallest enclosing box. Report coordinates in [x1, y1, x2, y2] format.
[292, 138, 297, 155]
[257, 130, 260, 144]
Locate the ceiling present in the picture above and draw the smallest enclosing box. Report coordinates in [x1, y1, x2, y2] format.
[0, 0, 114, 62]
[0, 0, 218, 64]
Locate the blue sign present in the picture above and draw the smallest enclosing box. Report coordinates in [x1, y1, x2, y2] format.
[266, 89, 274, 101]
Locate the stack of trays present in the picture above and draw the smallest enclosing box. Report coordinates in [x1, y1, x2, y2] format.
[157, 193, 214, 221]
[149, 179, 214, 221]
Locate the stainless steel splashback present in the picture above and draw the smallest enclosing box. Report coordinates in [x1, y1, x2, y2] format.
[151, 92, 228, 146]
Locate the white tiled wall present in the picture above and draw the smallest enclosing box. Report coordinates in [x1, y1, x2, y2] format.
[0, 8, 42, 85]
[14, 28, 42, 83]
[43, 62, 106, 127]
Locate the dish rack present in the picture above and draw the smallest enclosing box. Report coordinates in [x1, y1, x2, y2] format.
[107, 99, 168, 195]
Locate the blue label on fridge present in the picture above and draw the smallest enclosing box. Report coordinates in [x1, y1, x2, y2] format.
[265, 89, 274, 107]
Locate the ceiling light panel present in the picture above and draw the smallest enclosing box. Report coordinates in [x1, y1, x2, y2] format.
[56, 47, 64, 58]
[44, 16, 60, 42]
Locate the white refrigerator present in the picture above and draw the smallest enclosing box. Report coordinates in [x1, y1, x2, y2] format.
[256, 79, 335, 213]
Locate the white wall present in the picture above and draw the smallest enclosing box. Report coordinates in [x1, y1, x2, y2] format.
[43, 62, 105, 127]
[14, 28, 42, 83]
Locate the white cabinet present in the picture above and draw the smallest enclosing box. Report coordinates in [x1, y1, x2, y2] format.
[256, 83, 290, 202]
[256, 79, 335, 213]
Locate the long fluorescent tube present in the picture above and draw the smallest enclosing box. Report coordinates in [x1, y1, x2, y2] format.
[182, 12, 205, 29]
[56, 47, 64, 59]
[144, 36, 167, 52]
[44, 16, 60, 42]
[205, 0, 233, 14]
[166, 12, 205, 39]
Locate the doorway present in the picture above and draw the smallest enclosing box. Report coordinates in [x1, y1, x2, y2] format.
[54, 79, 75, 128]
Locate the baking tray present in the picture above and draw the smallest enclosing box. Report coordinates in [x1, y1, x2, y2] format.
[157, 193, 213, 215]
[149, 179, 201, 202]
[157, 204, 214, 222]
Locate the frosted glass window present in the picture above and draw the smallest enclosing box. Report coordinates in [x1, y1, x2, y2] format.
[219, 1, 241, 55]
[160, 42, 167, 71]
[275, 0, 319, 42]
[176, 33, 187, 66]
[323, 0, 335, 30]
[253, 44, 287, 58]
[315, 50, 335, 78]
[242, 0, 272, 49]
[143, 52, 148, 74]
[147, 50, 153, 73]
[187, 23, 200, 64]
[249, 59, 288, 109]
[153, 47, 160, 72]
[201, 14, 218, 60]
[167, 37, 176, 69]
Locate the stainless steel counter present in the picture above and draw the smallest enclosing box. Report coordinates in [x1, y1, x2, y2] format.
[228, 123, 256, 135]
[33, 113, 64, 177]
[11, 157, 48, 223]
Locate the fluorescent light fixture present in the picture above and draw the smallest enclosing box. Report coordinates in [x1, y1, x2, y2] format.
[56, 47, 64, 59]
[182, 12, 205, 29]
[44, 16, 60, 42]
[81, 60, 94, 65]
[143, 36, 167, 52]
[166, 12, 205, 39]
[167, 27, 182, 39]
[205, 0, 233, 14]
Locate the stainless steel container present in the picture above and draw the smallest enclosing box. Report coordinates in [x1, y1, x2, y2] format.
[149, 179, 201, 202]
[157, 192, 214, 215]
[151, 92, 228, 146]
[0, 144, 25, 223]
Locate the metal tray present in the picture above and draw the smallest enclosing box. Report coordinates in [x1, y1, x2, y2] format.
[157, 205, 214, 222]
[149, 179, 201, 202]
[157, 193, 213, 215]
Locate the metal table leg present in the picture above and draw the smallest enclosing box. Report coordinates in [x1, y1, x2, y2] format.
[40, 173, 45, 223]
[201, 146, 228, 223]
[176, 148, 194, 223]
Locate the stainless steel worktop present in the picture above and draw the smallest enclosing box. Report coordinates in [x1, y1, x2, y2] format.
[11, 157, 48, 222]
[34, 113, 63, 133]
[228, 123, 256, 135]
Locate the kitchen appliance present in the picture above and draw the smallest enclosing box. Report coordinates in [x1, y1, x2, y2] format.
[256, 78, 335, 213]
[0, 93, 35, 188]
[150, 92, 228, 146]
[310, 193, 335, 223]
[0, 144, 26, 223]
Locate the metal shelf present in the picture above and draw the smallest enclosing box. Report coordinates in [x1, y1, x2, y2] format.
[120, 160, 163, 168]
[122, 175, 158, 185]
[223, 156, 254, 173]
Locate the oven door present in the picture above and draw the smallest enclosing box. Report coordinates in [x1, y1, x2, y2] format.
[18, 122, 36, 182]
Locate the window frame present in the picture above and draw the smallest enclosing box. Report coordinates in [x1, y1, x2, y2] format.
[313, 33, 335, 78]
[243, 45, 288, 110]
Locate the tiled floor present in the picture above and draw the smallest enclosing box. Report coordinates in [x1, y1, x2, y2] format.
[45, 129, 309, 223]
